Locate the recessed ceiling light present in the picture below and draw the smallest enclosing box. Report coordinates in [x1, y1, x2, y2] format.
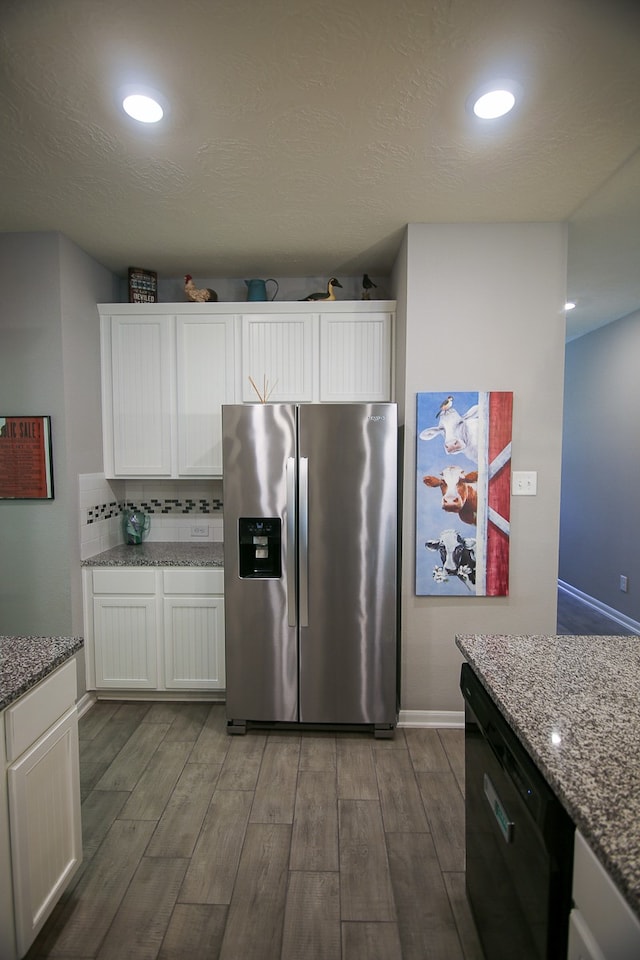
[468, 80, 521, 120]
[564, 301, 576, 311]
[122, 94, 164, 123]
[473, 89, 515, 119]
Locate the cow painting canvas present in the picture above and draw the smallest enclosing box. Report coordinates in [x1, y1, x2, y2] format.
[416, 391, 513, 596]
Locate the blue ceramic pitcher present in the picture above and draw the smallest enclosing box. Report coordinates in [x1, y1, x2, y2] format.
[245, 278, 279, 302]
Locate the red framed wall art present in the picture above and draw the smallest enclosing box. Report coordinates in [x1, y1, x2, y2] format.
[0, 415, 54, 499]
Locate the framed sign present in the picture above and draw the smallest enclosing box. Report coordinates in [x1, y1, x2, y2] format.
[128, 267, 158, 303]
[0, 416, 54, 499]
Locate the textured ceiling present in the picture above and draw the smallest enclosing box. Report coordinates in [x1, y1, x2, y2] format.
[1, 0, 640, 338]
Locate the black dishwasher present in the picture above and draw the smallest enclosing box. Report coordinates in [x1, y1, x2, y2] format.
[461, 662, 574, 960]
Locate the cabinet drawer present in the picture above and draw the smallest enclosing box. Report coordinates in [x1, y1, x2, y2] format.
[5, 659, 77, 763]
[92, 567, 157, 594]
[163, 568, 224, 595]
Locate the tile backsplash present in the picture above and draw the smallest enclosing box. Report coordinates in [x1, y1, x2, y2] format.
[79, 473, 224, 559]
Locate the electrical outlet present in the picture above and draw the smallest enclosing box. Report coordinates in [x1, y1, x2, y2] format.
[191, 524, 209, 538]
[620, 575, 629, 593]
[511, 471, 538, 496]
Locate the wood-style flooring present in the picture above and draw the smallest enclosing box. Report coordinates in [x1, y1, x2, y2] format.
[25, 591, 619, 960]
[26, 703, 484, 960]
[556, 588, 631, 635]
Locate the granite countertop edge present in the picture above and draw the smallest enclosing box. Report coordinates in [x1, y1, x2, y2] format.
[0, 635, 84, 711]
[455, 633, 640, 921]
[82, 541, 225, 567]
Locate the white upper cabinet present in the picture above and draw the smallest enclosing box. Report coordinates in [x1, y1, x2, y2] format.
[103, 313, 174, 476]
[241, 312, 314, 402]
[239, 301, 395, 404]
[319, 310, 392, 402]
[100, 305, 239, 479]
[176, 315, 236, 475]
[99, 301, 395, 478]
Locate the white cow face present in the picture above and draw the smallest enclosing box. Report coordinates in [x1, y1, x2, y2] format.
[419, 405, 479, 463]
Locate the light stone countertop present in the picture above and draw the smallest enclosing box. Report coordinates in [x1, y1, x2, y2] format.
[82, 541, 224, 567]
[455, 633, 640, 920]
[0, 635, 83, 711]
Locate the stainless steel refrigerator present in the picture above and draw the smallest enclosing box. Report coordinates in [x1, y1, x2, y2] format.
[222, 402, 398, 736]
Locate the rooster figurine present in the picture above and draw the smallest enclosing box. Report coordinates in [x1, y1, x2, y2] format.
[184, 275, 218, 303]
[300, 277, 342, 301]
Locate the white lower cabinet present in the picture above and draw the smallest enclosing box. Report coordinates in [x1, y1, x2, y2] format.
[568, 830, 640, 960]
[91, 568, 158, 689]
[93, 596, 158, 689]
[84, 566, 225, 693]
[1, 659, 82, 959]
[163, 569, 225, 690]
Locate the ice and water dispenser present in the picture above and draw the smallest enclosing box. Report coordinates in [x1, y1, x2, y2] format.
[238, 518, 282, 578]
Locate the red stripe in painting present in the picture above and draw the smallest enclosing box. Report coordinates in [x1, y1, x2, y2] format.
[486, 392, 513, 596]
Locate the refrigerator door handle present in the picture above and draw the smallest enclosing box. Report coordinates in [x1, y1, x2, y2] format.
[286, 457, 297, 627]
[299, 456, 309, 627]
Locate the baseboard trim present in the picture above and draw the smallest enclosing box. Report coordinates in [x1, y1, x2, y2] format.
[558, 580, 640, 635]
[76, 691, 225, 712]
[91, 691, 226, 703]
[76, 691, 97, 718]
[77, 696, 463, 728]
[398, 709, 464, 729]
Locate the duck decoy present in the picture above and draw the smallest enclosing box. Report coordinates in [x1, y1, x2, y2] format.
[361, 273, 377, 299]
[300, 277, 343, 301]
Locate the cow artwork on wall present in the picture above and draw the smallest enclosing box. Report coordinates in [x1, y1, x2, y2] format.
[415, 391, 513, 596]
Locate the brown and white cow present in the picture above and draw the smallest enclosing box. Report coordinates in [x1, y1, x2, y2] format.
[422, 466, 478, 525]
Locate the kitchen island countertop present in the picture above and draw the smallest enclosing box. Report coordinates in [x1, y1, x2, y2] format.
[82, 541, 224, 567]
[0, 635, 83, 711]
[456, 633, 640, 920]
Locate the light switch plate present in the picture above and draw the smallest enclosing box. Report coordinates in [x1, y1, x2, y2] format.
[512, 471, 537, 496]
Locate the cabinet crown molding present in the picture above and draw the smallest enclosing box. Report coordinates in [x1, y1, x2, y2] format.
[98, 300, 396, 315]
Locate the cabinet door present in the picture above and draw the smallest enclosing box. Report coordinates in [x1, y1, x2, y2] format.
[108, 314, 174, 476]
[176, 315, 236, 476]
[8, 707, 82, 957]
[163, 596, 225, 689]
[93, 596, 158, 688]
[570, 830, 640, 959]
[241, 313, 315, 402]
[319, 311, 392, 401]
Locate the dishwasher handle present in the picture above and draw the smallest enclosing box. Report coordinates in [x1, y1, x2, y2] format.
[484, 773, 515, 844]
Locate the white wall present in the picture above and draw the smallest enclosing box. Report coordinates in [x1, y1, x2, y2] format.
[59, 235, 117, 631]
[0, 232, 115, 642]
[394, 223, 567, 715]
[0, 233, 69, 633]
[154, 275, 391, 305]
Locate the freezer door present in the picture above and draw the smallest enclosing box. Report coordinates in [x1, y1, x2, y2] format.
[222, 404, 298, 722]
[298, 403, 398, 725]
